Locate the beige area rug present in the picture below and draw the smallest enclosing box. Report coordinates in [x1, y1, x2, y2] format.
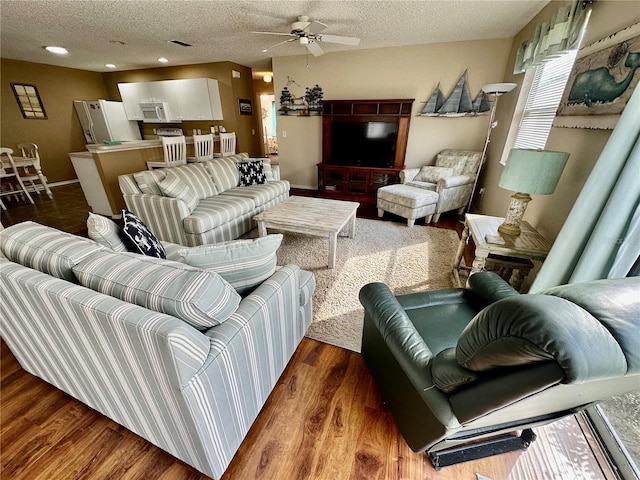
[247, 218, 459, 352]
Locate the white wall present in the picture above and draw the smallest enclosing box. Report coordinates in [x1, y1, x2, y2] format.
[272, 38, 512, 188]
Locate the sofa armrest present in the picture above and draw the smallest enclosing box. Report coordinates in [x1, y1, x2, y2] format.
[122, 193, 191, 245]
[400, 168, 420, 183]
[437, 174, 474, 189]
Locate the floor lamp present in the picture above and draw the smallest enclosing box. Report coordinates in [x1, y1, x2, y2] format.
[466, 82, 517, 213]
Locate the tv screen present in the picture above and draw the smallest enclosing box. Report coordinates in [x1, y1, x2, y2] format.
[330, 121, 398, 168]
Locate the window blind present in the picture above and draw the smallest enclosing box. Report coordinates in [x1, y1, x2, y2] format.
[513, 50, 578, 150]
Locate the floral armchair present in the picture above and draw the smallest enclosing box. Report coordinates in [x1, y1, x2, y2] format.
[400, 149, 482, 222]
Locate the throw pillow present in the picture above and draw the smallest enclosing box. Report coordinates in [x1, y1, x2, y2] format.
[236, 160, 267, 186]
[178, 234, 283, 294]
[414, 166, 454, 183]
[121, 210, 166, 259]
[86, 212, 129, 252]
[157, 172, 200, 213]
[72, 250, 240, 329]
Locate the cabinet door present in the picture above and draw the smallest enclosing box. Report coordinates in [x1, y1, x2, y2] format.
[173, 79, 206, 120]
[369, 170, 397, 195]
[118, 83, 143, 120]
[321, 166, 346, 192]
[345, 169, 368, 195]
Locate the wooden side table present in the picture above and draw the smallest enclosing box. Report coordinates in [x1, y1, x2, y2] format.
[452, 214, 551, 292]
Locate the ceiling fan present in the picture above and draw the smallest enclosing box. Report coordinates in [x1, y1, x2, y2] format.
[253, 15, 360, 57]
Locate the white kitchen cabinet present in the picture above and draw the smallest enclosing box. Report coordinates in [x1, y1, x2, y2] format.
[117, 78, 224, 122]
[118, 83, 144, 120]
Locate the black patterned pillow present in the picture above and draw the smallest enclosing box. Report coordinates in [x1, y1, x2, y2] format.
[121, 210, 166, 259]
[237, 160, 267, 186]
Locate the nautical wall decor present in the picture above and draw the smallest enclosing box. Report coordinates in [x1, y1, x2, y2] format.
[419, 70, 490, 117]
[555, 22, 640, 129]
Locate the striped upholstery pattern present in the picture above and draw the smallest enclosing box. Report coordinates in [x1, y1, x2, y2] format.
[1, 243, 313, 480]
[119, 174, 142, 194]
[73, 250, 241, 328]
[170, 163, 218, 199]
[158, 172, 200, 213]
[205, 157, 239, 192]
[87, 212, 129, 252]
[0, 221, 104, 282]
[178, 234, 283, 293]
[119, 156, 290, 246]
[133, 169, 167, 195]
[184, 195, 256, 234]
[221, 181, 289, 205]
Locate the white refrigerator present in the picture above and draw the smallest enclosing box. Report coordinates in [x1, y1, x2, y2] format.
[74, 100, 141, 144]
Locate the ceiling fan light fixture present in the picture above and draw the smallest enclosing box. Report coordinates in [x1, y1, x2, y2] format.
[299, 36, 309, 45]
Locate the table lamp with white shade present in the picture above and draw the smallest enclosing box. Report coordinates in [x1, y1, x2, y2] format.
[498, 148, 570, 236]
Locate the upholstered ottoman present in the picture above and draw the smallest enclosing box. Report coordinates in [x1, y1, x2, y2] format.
[377, 184, 439, 227]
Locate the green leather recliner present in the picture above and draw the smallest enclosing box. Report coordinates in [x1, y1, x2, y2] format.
[359, 272, 640, 468]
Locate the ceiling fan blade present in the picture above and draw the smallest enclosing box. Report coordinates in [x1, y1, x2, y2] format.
[306, 40, 324, 57]
[319, 34, 361, 45]
[252, 31, 296, 37]
[304, 20, 327, 34]
[262, 38, 297, 53]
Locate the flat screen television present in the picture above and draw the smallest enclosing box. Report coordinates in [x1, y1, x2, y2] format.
[330, 121, 398, 168]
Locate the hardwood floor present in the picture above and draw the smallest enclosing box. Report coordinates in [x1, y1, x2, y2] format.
[0, 184, 616, 479]
[1, 339, 616, 480]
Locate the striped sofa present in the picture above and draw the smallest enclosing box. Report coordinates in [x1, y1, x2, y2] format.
[0, 222, 315, 479]
[119, 153, 289, 246]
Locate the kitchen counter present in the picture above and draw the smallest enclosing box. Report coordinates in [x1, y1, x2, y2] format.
[86, 136, 195, 153]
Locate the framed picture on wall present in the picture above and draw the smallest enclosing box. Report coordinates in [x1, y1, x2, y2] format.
[11, 83, 47, 119]
[238, 99, 253, 115]
[555, 22, 640, 129]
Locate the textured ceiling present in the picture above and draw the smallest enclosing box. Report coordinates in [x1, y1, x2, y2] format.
[1, 0, 549, 75]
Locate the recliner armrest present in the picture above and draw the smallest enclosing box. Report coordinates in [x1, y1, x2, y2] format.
[359, 282, 434, 367]
[467, 272, 519, 307]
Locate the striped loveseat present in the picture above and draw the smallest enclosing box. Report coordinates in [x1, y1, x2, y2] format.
[119, 153, 289, 246]
[0, 221, 315, 479]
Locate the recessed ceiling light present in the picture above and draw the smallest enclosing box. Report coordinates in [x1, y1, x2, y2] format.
[44, 46, 68, 55]
[158, 57, 169, 63]
[263, 74, 272, 83]
[105, 64, 116, 69]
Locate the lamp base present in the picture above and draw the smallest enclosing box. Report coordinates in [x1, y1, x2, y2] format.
[498, 192, 532, 237]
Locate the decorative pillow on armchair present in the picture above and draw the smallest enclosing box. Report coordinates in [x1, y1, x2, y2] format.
[121, 209, 166, 259]
[236, 160, 267, 186]
[414, 166, 454, 183]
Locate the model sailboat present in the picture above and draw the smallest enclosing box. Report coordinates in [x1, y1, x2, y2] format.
[438, 70, 473, 117]
[471, 90, 491, 115]
[420, 83, 445, 116]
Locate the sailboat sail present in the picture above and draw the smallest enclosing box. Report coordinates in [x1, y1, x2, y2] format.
[420, 83, 445, 116]
[471, 90, 490, 115]
[438, 71, 473, 116]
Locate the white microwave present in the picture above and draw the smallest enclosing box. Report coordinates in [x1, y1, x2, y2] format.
[139, 102, 174, 123]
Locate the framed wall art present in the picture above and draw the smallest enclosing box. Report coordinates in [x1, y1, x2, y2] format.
[554, 22, 640, 129]
[11, 83, 47, 119]
[238, 98, 253, 115]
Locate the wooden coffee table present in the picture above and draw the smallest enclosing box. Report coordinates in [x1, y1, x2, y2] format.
[253, 196, 359, 268]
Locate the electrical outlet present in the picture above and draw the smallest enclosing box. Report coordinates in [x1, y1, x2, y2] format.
[251, 129, 255, 135]
[479, 187, 485, 195]
[282, 130, 287, 138]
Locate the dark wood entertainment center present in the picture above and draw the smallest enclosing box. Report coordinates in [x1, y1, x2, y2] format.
[318, 98, 414, 204]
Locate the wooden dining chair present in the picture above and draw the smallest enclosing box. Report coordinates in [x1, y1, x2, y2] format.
[0, 147, 35, 210]
[147, 136, 187, 170]
[17, 142, 54, 199]
[187, 134, 215, 162]
[215, 132, 236, 157]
